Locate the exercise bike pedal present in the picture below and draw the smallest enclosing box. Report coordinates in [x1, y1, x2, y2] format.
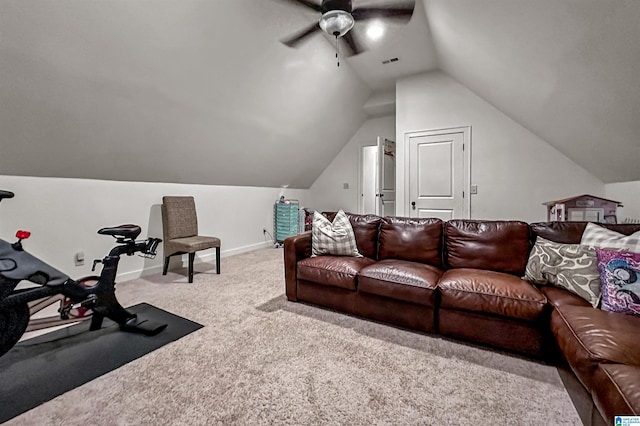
[119, 316, 167, 336]
[59, 295, 97, 320]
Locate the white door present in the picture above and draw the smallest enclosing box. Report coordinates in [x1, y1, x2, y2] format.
[377, 137, 396, 217]
[406, 128, 470, 220]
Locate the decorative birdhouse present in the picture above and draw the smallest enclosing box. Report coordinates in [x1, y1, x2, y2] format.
[543, 194, 622, 223]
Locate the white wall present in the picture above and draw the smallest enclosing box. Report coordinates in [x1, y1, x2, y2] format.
[396, 71, 605, 222]
[307, 115, 395, 213]
[0, 175, 307, 281]
[605, 181, 640, 222]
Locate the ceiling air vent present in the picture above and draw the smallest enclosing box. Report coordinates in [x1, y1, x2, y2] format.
[382, 57, 399, 65]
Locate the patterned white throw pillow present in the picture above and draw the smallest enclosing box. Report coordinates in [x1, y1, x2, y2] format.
[524, 237, 601, 307]
[581, 223, 640, 253]
[311, 210, 362, 257]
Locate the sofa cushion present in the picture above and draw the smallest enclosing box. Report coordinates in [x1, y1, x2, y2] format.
[378, 217, 443, 267]
[540, 285, 591, 309]
[438, 269, 548, 322]
[445, 220, 531, 275]
[324, 212, 381, 259]
[297, 256, 375, 291]
[358, 260, 442, 307]
[550, 304, 640, 391]
[592, 364, 640, 419]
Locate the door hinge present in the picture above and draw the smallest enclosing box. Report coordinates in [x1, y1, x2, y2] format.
[463, 191, 465, 198]
[462, 143, 465, 151]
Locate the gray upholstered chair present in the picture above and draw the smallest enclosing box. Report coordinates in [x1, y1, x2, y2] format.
[161, 196, 221, 283]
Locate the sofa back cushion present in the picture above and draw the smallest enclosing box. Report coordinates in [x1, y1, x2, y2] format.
[378, 217, 443, 267]
[530, 222, 640, 244]
[445, 220, 530, 275]
[323, 212, 381, 259]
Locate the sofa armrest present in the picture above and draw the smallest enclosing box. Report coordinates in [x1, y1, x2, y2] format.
[284, 231, 312, 301]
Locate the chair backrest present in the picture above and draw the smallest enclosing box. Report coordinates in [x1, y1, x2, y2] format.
[162, 196, 199, 240]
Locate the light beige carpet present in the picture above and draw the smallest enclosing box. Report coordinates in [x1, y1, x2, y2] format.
[8, 248, 581, 425]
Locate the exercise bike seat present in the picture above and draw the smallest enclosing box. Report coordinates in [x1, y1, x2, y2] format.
[98, 224, 141, 240]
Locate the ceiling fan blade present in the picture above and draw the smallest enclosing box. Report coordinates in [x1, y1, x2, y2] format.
[281, 22, 321, 47]
[341, 31, 366, 57]
[275, 0, 322, 12]
[352, 2, 415, 22]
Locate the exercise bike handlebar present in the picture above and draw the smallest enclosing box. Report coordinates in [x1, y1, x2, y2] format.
[107, 235, 162, 258]
[0, 190, 15, 201]
[0, 239, 70, 286]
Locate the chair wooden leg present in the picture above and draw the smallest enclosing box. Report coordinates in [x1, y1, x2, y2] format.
[188, 252, 195, 283]
[216, 247, 221, 274]
[163, 256, 170, 275]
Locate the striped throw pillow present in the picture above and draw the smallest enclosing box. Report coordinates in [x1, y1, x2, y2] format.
[311, 210, 362, 257]
[581, 222, 640, 253]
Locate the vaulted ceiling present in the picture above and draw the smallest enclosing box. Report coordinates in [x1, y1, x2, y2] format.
[1, 0, 638, 187]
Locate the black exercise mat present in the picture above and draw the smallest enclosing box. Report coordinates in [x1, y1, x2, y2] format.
[0, 303, 203, 423]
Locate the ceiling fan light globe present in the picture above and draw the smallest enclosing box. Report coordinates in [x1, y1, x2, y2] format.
[319, 10, 355, 37]
[366, 21, 385, 41]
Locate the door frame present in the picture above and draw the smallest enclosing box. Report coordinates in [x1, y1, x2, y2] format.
[358, 136, 396, 215]
[358, 144, 378, 214]
[377, 137, 396, 217]
[403, 126, 472, 218]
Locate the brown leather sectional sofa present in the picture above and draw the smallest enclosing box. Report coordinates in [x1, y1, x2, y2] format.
[283, 213, 640, 425]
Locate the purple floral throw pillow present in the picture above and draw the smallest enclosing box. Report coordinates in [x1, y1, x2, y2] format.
[596, 248, 640, 316]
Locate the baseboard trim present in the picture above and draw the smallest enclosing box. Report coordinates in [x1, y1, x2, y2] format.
[116, 241, 273, 282]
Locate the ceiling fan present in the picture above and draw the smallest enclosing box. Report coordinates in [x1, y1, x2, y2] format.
[277, 0, 415, 63]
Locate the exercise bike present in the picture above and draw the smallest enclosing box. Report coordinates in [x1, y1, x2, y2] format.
[0, 190, 167, 358]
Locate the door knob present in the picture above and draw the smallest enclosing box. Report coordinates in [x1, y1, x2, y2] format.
[411, 201, 416, 210]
